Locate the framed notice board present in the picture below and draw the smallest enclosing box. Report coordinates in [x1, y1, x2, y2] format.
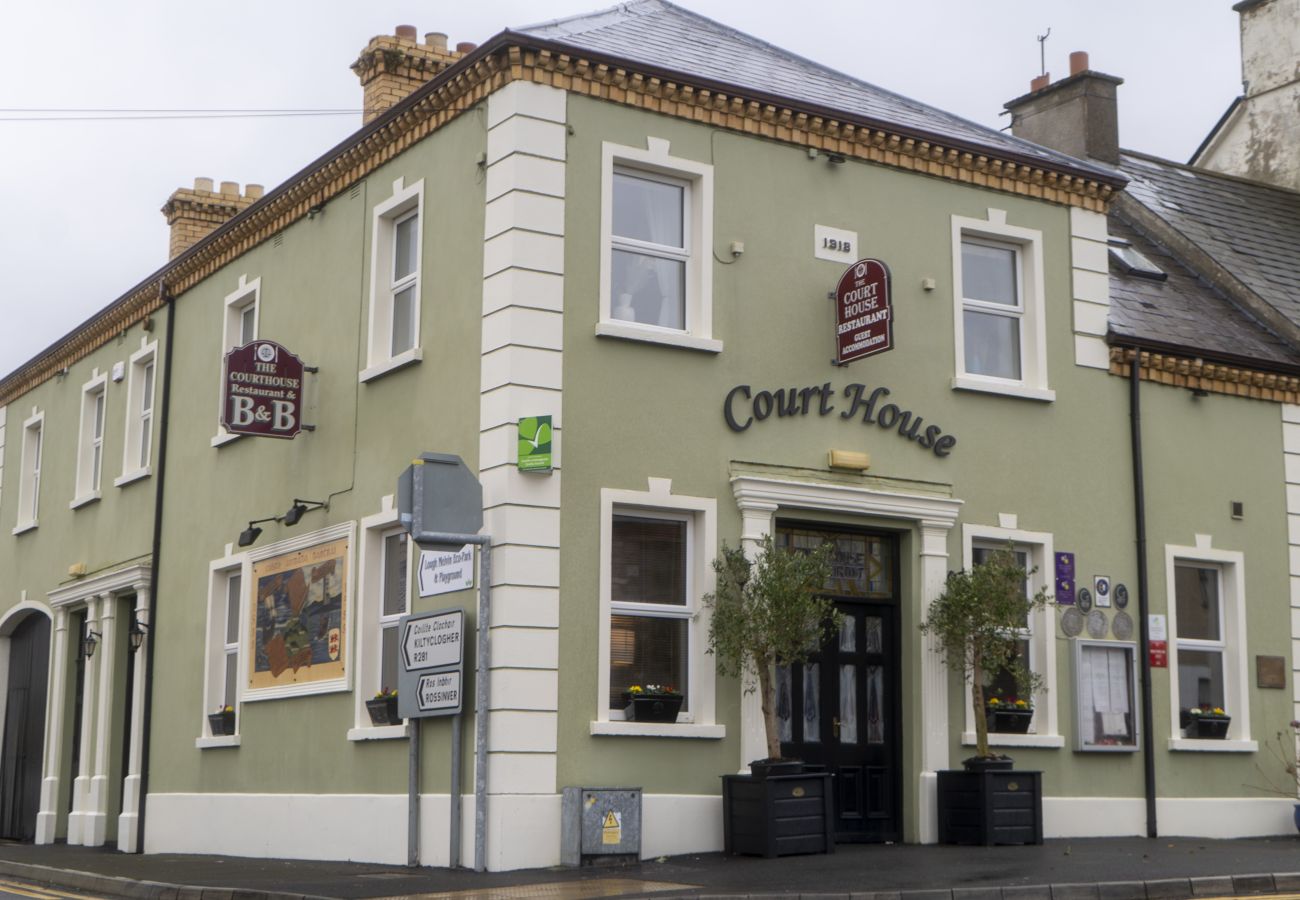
[1072, 640, 1139, 752]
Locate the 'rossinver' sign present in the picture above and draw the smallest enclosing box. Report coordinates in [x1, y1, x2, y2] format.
[834, 259, 892, 364]
[221, 340, 305, 439]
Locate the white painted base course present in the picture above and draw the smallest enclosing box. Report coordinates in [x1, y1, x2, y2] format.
[1044, 796, 1296, 839]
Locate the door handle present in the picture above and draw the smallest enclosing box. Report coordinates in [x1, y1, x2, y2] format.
[832, 716, 841, 738]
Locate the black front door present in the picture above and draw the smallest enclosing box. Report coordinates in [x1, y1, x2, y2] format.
[776, 525, 901, 843]
[0, 614, 51, 841]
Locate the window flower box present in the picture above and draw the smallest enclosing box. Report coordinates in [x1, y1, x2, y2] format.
[1181, 707, 1229, 739]
[623, 686, 683, 723]
[367, 690, 400, 726]
[208, 708, 235, 736]
[986, 698, 1033, 734]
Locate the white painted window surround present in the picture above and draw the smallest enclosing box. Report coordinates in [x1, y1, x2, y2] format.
[951, 209, 1053, 402]
[1165, 538, 1255, 752]
[199, 547, 247, 748]
[350, 498, 409, 742]
[597, 139, 720, 354]
[361, 177, 425, 383]
[593, 479, 723, 738]
[212, 276, 259, 447]
[116, 339, 157, 485]
[13, 408, 43, 534]
[73, 372, 108, 508]
[960, 522, 1062, 749]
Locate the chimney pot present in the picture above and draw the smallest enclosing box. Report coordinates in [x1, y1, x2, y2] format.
[456, 41, 477, 54]
[1069, 51, 1089, 76]
[194, 177, 214, 193]
[1030, 73, 1051, 92]
[220, 181, 239, 197]
[426, 32, 448, 52]
[395, 24, 417, 40]
[245, 184, 264, 200]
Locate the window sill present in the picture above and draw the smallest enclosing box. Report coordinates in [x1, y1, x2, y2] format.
[360, 348, 423, 384]
[70, 492, 102, 510]
[114, 467, 152, 487]
[951, 375, 1055, 402]
[12, 520, 37, 536]
[195, 735, 240, 749]
[210, 431, 241, 449]
[1168, 738, 1257, 753]
[595, 321, 723, 354]
[961, 731, 1064, 749]
[347, 724, 407, 742]
[590, 720, 725, 739]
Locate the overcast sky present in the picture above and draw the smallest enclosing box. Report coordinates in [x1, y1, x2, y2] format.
[0, 1, 1243, 380]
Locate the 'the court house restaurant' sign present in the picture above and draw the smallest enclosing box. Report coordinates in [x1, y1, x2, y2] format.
[834, 258, 892, 364]
[221, 340, 306, 439]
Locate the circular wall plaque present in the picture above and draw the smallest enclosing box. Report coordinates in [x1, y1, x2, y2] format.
[1087, 609, 1108, 638]
[1112, 610, 1134, 640]
[1061, 607, 1084, 637]
[1077, 587, 1093, 612]
[1115, 584, 1129, 609]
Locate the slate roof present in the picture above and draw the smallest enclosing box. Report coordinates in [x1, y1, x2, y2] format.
[513, 0, 1121, 184]
[1119, 151, 1300, 332]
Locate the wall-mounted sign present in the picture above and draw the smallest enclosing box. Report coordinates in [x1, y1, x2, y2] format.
[723, 382, 956, 457]
[814, 225, 858, 263]
[398, 607, 465, 719]
[1148, 614, 1168, 668]
[517, 416, 553, 473]
[834, 259, 892, 365]
[1055, 552, 1076, 605]
[418, 545, 475, 598]
[1094, 575, 1112, 608]
[221, 340, 305, 439]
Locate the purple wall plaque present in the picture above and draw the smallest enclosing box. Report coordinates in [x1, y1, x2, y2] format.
[1055, 551, 1076, 605]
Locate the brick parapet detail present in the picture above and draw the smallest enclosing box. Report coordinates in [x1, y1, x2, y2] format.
[1109, 346, 1300, 403]
[162, 184, 260, 260]
[352, 34, 464, 123]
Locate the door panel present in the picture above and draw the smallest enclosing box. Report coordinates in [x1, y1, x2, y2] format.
[0, 614, 51, 841]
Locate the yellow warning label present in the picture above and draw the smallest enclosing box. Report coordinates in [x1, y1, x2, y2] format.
[601, 810, 622, 845]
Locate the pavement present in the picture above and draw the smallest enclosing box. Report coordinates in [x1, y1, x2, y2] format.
[4, 837, 1300, 900]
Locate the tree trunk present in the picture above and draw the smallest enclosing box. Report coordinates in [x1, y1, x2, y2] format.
[756, 655, 782, 760]
[972, 652, 989, 758]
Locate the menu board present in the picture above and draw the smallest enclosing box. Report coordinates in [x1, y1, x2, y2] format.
[1073, 640, 1138, 751]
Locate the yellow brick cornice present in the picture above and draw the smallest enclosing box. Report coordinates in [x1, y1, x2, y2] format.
[1109, 346, 1300, 403]
[1, 39, 1118, 405]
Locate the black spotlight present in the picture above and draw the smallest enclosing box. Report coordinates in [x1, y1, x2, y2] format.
[238, 522, 264, 547]
[284, 499, 326, 527]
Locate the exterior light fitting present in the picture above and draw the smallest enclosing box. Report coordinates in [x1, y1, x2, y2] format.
[82, 627, 102, 660]
[283, 499, 327, 527]
[129, 613, 149, 653]
[238, 515, 281, 548]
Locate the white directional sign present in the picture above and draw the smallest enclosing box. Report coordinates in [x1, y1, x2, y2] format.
[416, 670, 462, 714]
[398, 607, 466, 719]
[401, 609, 463, 671]
[418, 545, 475, 598]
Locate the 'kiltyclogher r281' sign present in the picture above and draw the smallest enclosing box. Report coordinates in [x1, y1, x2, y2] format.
[221, 340, 306, 439]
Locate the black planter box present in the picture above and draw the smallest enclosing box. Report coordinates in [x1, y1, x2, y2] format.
[722, 772, 834, 857]
[624, 694, 683, 723]
[367, 696, 400, 726]
[208, 711, 235, 736]
[1184, 715, 1230, 739]
[937, 769, 1042, 846]
[986, 709, 1033, 734]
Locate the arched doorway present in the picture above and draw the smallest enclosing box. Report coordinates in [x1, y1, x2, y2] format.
[0, 612, 51, 841]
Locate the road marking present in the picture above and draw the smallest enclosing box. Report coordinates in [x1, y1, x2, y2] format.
[377, 878, 697, 900]
[0, 881, 96, 900]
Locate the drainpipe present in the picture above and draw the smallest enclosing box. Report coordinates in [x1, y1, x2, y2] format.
[1129, 346, 1157, 837]
[135, 283, 175, 852]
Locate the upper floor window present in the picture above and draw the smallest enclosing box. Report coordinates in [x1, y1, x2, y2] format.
[214, 277, 259, 446]
[951, 211, 1052, 402]
[118, 339, 157, 485]
[74, 373, 108, 506]
[362, 177, 424, 382]
[14, 409, 43, 533]
[597, 139, 720, 354]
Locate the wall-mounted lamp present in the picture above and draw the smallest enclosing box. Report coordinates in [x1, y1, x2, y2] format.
[82, 627, 102, 660]
[284, 499, 327, 527]
[1190, 388, 1209, 399]
[129, 614, 149, 653]
[238, 515, 282, 548]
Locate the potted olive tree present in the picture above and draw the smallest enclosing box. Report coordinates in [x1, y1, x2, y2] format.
[920, 545, 1049, 845]
[704, 533, 840, 856]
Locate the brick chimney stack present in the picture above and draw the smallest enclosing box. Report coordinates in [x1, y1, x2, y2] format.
[351, 26, 472, 124]
[1004, 51, 1124, 165]
[162, 178, 264, 260]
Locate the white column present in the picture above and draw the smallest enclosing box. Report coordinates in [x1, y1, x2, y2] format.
[737, 500, 777, 770]
[117, 586, 149, 852]
[66, 597, 101, 845]
[35, 607, 69, 844]
[85, 591, 118, 847]
[917, 519, 955, 844]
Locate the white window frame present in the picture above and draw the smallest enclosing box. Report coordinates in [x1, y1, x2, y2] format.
[72, 371, 108, 508]
[212, 276, 260, 447]
[13, 408, 43, 534]
[960, 522, 1062, 749]
[116, 338, 157, 485]
[361, 177, 424, 383]
[1165, 539, 1255, 751]
[951, 210, 1053, 402]
[597, 138, 720, 354]
[593, 479, 722, 738]
[351, 497, 411, 741]
[199, 546, 247, 748]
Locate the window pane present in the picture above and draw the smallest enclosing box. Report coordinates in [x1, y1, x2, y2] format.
[91, 445, 102, 491]
[839, 664, 858, 744]
[608, 613, 687, 710]
[224, 652, 238, 709]
[138, 413, 152, 470]
[612, 516, 686, 605]
[391, 286, 416, 356]
[987, 637, 1032, 701]
[1175, 565, 1220, 641]
[962, 241, 1018, 305]
[394, 214, 418, 281]
[381, 624, 399, 696]
[225, 573, 241, 644]
[141, 362, 156, 412]
[239, 306, 256, 346]
[610, 250, 685, 329]
[1177, 647, 1224, 711]
[382, 533, 408, 618]
[963, 309, 1021, 380]
[613, 172, 684, 247]
[803, 662, 821, 743]
[93, 391, 105, 438]
[776, 664, 793, 742]
[866, 664, 884, 744]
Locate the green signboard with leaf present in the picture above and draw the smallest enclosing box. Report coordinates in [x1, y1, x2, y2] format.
[517, 416, 553, 472]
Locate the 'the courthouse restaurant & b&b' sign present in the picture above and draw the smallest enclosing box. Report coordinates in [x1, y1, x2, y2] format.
[221, 340, 306, 439]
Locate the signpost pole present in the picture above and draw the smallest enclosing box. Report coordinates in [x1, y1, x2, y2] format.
[408, 718, 420, 867]
[450, 713, 462, 868]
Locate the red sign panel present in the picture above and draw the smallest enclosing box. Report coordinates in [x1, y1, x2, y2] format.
[834, 258, 892, 364]
[1148, 640, 1168, 669]
[221, 340, 306, 439]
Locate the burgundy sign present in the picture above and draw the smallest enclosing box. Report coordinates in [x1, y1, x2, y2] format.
[834, 258, 892, 364]
[221, 340, 306, 439]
